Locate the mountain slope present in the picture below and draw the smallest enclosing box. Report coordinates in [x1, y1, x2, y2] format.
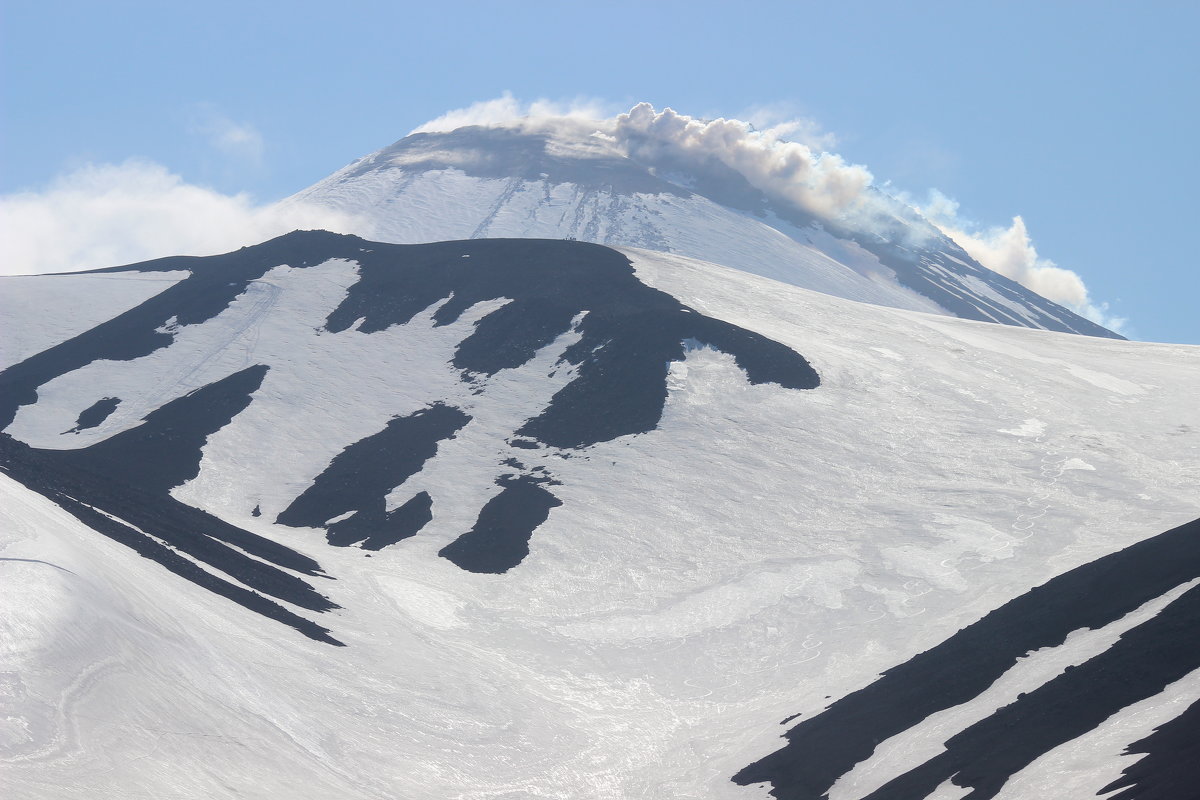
[1, 232, 1196, 799]
[288, 118, 1118, 339]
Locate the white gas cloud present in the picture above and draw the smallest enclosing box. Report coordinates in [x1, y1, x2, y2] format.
[422, 95, 1124, 330]
[612, 102, 874, 221]
[740, 102, 840, 152]
[919, 191, 1127, 334]
[415, 97, 874, 220]
[410, 92, 616, 135]
[0, 160, 361, 275]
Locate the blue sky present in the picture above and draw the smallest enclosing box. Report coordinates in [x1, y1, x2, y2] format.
[2, 0, 1197, 342]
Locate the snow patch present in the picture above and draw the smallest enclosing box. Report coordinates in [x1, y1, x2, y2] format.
[1000, 419, 1046, 438]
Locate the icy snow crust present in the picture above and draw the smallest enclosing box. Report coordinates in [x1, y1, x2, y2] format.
[1, 234, 1198, 799]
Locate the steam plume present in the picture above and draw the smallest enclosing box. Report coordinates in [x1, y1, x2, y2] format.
[612, 103, 873, 220]
[919, 191, 1127, 334]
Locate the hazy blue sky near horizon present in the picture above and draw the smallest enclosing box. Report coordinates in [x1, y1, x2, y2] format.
[2, 0, 1197, 343]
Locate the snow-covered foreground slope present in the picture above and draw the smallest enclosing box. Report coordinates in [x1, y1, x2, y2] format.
[288, 121, 1118, 339]
[1, 232, 1196, 799]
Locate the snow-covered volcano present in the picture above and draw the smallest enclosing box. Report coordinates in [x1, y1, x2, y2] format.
[289, 106, 1118, 339]
[2, 231, 1197, 799]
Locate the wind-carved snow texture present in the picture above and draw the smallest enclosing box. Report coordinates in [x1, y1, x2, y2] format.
[734, 516, 1200, 800]
[0, 232, 819, 642]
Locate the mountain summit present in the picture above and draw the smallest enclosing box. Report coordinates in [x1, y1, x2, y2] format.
[289, 105, 1119, 339]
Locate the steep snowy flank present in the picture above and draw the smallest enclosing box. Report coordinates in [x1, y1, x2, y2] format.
[288, 120, 1118, 339]
[1, 232, 819, 640]
[1, 232, 1196, 799]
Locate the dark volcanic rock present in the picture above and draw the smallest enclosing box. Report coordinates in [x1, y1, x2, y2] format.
[438, 476, 564, 574]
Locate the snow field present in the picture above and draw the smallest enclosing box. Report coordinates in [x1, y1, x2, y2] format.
[2, 245, 1198, 798]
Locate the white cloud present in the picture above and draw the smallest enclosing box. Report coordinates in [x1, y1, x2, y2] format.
[0, 160, 362, 275]
[189, 105, 265, 164]
[919, 191, 1127, 334]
